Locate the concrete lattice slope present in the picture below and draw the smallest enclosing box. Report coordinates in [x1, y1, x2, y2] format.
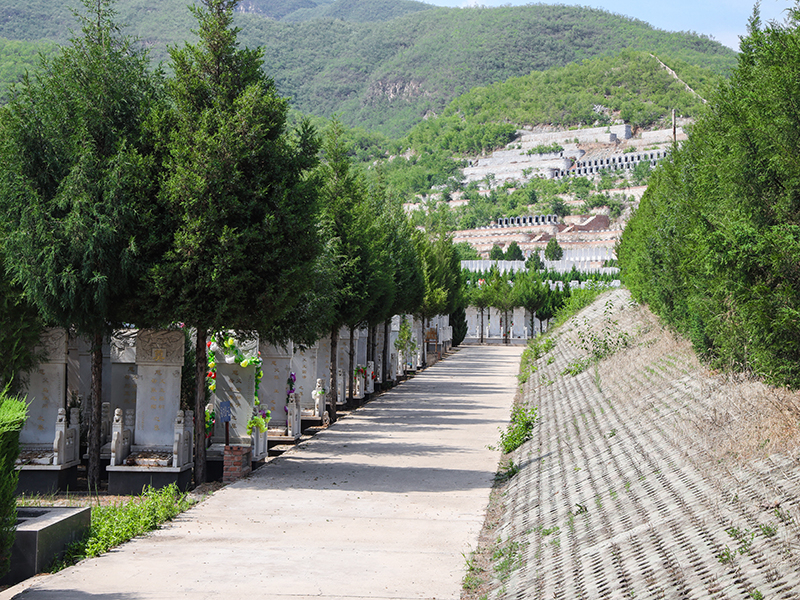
[495, 289, 800, 599]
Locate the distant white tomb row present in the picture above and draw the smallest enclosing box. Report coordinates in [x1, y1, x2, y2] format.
[462, 123, 680, 184]
[462, 280, 621, 343]
[15, 315, 453, 493]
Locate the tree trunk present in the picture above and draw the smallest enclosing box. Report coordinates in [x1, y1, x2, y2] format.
[383, 319, 391, 388]
[367, 324, 374, 364]
[480, 307, 484, 344]
[87, 332, 103, 491]
[348, 325, 355, 407]
[329, 327, 338, 424]
[194, 328, 207, 485]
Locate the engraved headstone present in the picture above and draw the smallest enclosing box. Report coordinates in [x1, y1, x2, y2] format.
[293, 344, 317, 416]
[134, 330, 184, 447]
[19, 329, 68, 446]
[260, 342, 292, 429]
[110, 329, 137, 418]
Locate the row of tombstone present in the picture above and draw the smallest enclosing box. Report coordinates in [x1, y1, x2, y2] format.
[14, 316, 449, 494]
[15, 328, 194, 495]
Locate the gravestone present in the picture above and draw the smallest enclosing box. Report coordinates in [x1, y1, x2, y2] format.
[260, 342, 292, 432]
[336, 368, 345, 405]
[209, 335, 259, 447]
[19, 328, 68, 448]
[292, 344, 317, 418]
[365, 361, 375, 394]
[107, 329, 193, 494]
[109, 329, 137, 420]
[16, 328, 79, 494]
[376, 354, 383, 388]
[134, 330, 184, 448]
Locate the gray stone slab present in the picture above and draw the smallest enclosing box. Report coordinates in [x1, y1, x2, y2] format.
[1, 507, 90, 586]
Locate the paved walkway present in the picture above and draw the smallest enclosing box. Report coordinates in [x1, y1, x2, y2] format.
[5, 345, 523, 600]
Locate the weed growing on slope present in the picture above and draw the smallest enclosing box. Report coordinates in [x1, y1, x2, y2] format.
[493, 538, 524, 581]
[492, 404, 538, 454]
[494, 459, 520, 483]
[462, 552, 485, 591]
[518, 336, 556, 384]
[564, 299, 631, 378]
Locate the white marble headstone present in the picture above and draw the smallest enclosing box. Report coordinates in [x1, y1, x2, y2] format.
[260, 342, 292, 428]
[293, 345, 317, 415]
[110, 329, 137, 417]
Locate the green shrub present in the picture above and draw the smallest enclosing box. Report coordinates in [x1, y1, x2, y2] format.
[518, 335, 555, 383]
[0, 386, 27, 578]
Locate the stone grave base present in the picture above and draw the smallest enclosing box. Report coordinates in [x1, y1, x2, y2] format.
[301, 414, 323, 431]
[0, 506, 91, 586]
[81, 452, 112, 480]
[15, 463, 80, 495]
[106, 464, 192, 495]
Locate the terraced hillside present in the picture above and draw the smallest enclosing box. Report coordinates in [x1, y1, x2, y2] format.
[474, 289, 800, 599]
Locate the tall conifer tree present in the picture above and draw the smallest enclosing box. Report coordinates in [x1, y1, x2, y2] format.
[0, 0, 164, 488]
[149, 0, 320, 482]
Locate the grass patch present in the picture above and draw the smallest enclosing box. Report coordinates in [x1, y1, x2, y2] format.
[492, 537, 523, 581]
[494, 459, 520, 483]
[562, 357, 591, 376]
[51, 484, 195, 571]
[462, 552, 485, 591]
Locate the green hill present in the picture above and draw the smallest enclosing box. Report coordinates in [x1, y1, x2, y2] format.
[0, 0, 737, 136]
[280, 0, 433, 22]
[239, 4, 736, 135]
[432, 51, 719, 133]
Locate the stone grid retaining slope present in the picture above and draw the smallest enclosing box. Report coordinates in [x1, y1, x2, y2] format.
[497, 289, 800, 599]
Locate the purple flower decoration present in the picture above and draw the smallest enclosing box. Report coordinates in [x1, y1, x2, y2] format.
[289, 372, 296, 383]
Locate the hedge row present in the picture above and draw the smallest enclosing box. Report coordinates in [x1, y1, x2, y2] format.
[0, 388, 27, 578]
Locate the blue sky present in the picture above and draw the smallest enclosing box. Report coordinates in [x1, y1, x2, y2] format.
[421, 1, 795, 50]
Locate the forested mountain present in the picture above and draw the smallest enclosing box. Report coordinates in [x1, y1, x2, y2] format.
[0, 0, 737, 135]
[278, 0, 433, 23]
[0, 38, 55, 102]
[239, 4, 736, 134]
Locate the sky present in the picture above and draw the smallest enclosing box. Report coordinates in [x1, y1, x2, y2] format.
[421, 0, 796, 50]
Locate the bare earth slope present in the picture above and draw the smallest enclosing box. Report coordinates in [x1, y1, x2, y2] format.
[495, 288, 800, 599]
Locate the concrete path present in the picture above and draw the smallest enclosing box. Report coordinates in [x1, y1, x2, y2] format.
[5, 345, 523, 600]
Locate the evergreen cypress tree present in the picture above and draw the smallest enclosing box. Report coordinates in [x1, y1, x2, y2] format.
[0, 0, 164, 488]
